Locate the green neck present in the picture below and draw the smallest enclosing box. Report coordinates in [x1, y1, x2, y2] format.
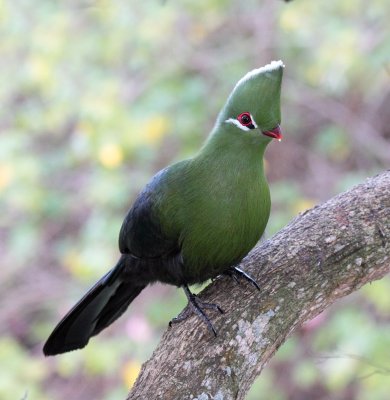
[176, 122, 272, 278]
[196, 123, 270, 171]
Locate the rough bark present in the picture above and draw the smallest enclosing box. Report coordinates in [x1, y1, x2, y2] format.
[127, 170, 390, 400]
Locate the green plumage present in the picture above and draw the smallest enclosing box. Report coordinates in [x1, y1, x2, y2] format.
[151, 141, 270, 283]
[151, 61, 284, 281]
[43, 61, 284, 355]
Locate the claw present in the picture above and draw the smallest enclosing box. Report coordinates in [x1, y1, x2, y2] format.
[225, 266, 260, 291]
[169, 285, 223, 336]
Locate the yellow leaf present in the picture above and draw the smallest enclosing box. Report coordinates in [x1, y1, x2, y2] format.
[279, 8, 301, 32]
[293, 198, 317, 215]
[144, 115, 170, 145]
[122, 360, 141, 389]
[63, 250, 83, 275]
[0, 164, 12, 191]
[98, 143, 124, 169]
[305, 65, 322, 86]
[29, 56, 53, 86]
[63, 250, 92, 280]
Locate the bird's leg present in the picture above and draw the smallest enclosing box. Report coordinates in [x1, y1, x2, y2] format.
[224, 266, 260, 291]
[169, 284, 224, 336]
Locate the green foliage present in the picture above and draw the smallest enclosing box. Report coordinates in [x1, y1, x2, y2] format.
[315, 125, 351, 161]
[0, 338, 48, 400]
[1, 0, 389, 398]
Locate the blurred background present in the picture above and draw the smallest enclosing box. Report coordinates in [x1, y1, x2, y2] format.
[1, 0, 389, 399]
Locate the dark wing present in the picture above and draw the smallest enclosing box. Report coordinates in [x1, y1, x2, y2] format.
[44, 168, 185, 356]
[119, 171, 179, 259]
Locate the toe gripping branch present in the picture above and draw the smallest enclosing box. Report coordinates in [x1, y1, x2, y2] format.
[169, 284, 224, 337]
[169, 267, 259, 336]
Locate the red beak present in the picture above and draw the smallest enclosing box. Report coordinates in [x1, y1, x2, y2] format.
[262, 125, 283, 141]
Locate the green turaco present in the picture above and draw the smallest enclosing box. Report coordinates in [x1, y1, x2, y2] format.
[43, 60, 285, 356]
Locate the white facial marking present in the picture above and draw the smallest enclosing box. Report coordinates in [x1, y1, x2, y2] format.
[251, 114, 258, 129]
[225, 118, 250, 131]
[225, 113, 258, 131]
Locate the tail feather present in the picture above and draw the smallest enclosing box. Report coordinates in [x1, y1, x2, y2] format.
[93, 281, 144, 336]
[43, 259, 145, 356]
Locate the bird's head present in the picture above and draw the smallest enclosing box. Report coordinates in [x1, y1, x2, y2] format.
[217, 60, 284, 144]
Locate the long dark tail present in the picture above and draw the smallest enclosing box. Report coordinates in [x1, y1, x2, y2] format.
[43, 257, 146, 356]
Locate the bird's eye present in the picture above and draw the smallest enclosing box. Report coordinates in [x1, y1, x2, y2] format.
[237, 112, 252, 126]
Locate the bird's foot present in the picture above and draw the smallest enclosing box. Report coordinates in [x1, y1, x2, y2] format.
[224, 266, 260, 291]
[169, 285, 224, 336]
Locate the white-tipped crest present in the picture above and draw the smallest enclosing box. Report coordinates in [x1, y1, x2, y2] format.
[234, 60, 285, 90]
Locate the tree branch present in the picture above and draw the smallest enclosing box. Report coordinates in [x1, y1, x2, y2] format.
[127, 170, 390, 400]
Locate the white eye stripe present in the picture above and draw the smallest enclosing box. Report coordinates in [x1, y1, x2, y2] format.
[225, 113, 258, 131]
[225, 118, 250, 131]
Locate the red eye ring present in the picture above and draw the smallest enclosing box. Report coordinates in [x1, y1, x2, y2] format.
[237, 112, 252, 126]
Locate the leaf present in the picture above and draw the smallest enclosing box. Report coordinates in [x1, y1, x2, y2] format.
[98, 143, 124, 169]
[122, 360, 142, 389]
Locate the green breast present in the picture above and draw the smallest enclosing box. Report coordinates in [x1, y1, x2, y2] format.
[157, 150, 271, 284]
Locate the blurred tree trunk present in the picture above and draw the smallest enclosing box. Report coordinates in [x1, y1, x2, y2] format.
[127, 171, 390, 400]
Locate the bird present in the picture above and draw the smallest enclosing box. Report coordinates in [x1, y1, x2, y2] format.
[43, 60, 284, 356]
